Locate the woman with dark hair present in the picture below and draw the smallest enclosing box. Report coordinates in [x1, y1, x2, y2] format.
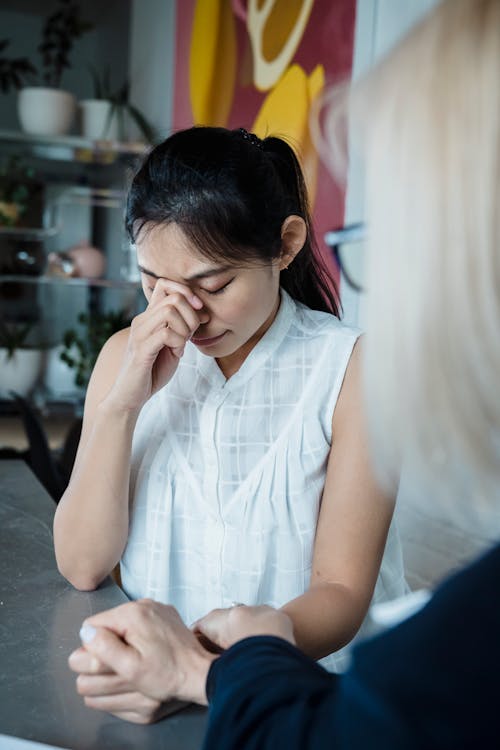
[54, 126, 406, 717]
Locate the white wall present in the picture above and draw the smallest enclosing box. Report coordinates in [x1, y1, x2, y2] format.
[128, 0, 176, 141]
[342, 0, 440, 325]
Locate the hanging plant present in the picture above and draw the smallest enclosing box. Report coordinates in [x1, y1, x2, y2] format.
[0, 40, 36, 93]
[38, 0, 93, 89]
[0, 0, 93, 94]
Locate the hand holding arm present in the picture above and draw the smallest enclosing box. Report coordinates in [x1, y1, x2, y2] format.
[193, 605, 295, 651]
[69, 600, 216, 707]
[68, 646, 172, 724]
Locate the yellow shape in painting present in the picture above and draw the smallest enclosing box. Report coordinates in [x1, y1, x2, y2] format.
[189, 0, 237, 126]
[247, 0, 314, 91]
[252, 63, 325, 206]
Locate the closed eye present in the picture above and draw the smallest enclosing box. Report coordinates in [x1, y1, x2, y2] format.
[202, 277, 235, 295]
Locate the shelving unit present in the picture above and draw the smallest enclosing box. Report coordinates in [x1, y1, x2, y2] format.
[0, 129, 148, 409]
[0, 128, 147, 165]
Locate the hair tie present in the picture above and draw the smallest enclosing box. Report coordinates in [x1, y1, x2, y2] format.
[238, 127, 263, 149]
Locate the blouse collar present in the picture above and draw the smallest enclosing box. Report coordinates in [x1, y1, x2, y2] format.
[194, 288, 297, 391]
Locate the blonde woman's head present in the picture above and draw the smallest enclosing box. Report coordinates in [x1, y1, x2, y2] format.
[341, 0, 500, 500]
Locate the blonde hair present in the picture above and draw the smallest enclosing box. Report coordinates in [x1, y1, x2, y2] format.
[339, 0, 500, 499]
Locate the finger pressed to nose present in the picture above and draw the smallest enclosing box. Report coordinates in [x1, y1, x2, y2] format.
[149, 277, 204, 309]
[147, 293, 210, 333]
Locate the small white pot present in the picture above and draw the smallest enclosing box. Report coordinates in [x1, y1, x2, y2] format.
[43, 344, 82, 398]
[79, 99, 119, 140]
[0, 348, 43, 399]
[17, 87, 76, 136]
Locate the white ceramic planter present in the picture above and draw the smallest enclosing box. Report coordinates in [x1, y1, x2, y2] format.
[43, 344, 82, 398]
[17, 87, 76, 136]
[0, 348, 43, 399]
[79, 99, 119, 140]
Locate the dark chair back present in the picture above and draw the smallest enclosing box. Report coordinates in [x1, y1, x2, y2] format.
[9, 392, 65, 502]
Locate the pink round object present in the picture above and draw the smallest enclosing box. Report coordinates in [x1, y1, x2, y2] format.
[67, 242, 106, 278]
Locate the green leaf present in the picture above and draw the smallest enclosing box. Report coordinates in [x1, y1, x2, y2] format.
[127, 103, 156, 144]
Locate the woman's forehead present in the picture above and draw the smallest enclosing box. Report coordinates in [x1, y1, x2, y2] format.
[136, 223, 233, 281]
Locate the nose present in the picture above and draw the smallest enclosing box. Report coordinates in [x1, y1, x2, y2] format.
[198, 308, 210, 325]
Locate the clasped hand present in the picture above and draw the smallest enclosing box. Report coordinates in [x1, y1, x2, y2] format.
[69, 600, 295, 724]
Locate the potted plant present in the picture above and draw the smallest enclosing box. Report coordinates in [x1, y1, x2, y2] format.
[0, 318, 44, 398]
[57, 308, 132, 389]
[0, 156, 47, 276]
[0, 40, 36, 93]
[0, 156, 44, 228]
[13, 0, 93, 136]
[79, 66, 156, 143]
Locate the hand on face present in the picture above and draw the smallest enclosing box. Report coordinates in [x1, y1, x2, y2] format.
[108, 280, 210, 412]
[192, 604, 296, 651]
[69, 600, 217, 715]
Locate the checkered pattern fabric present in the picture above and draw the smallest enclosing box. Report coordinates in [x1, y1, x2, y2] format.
[121, 290, 407, 671]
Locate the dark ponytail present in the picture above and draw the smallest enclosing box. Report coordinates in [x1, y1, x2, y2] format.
[261, 136, 340, 316]
[127, 126, 341, 317]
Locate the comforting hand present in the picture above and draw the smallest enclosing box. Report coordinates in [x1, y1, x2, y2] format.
[193, 605, 296, 651]
[68, 647, 177, 724]
[106, 279, 210, 412]
[69, 600, 217, 709]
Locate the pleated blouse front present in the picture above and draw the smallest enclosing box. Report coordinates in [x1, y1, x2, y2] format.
[121, 290, 407, 671]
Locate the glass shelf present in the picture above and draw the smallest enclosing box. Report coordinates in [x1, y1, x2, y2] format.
[0, 273, 140, 289]
[0, 129, 148, 165]
[58, 186, 126, 209]
[0, 200, 60, 239]
[0, 224, 59, 240]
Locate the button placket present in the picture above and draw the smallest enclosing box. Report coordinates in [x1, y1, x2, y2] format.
[199, 387, 227, 603]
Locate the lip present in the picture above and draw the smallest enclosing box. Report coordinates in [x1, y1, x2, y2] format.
[190, 331, 227, 347]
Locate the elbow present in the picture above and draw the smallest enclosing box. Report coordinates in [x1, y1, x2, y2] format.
[68, 575, 103, 592]
[53, 513, 108, 591]
[55, 555, 106, 592]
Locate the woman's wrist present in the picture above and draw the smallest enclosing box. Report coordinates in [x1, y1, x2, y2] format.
[180, 646, 219, 706]
[97, 394, 142, 423]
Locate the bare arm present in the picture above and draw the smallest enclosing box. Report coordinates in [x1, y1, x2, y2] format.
[281, 338, 396, 659]
[53, 329, 138, 590]
[53, 280, 208, 591]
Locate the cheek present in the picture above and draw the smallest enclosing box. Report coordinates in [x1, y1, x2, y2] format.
[228, 290, 274, 325]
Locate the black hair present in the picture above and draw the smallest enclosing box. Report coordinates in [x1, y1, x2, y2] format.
[126, 126, 341, 316]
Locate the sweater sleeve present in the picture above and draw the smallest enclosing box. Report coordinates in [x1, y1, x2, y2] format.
[204, 636, 338, 750]
[203, 544, 500, 750]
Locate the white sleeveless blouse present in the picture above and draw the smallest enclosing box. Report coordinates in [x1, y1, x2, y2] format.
[121, 289, 407, 671]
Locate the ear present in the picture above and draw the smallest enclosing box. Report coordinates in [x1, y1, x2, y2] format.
[279, 215, 307, 270]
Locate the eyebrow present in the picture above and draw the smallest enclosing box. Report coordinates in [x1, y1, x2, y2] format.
[137, 264, 233, 282]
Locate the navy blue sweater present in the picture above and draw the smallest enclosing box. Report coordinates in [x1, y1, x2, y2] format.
[205, 544, 500, 750]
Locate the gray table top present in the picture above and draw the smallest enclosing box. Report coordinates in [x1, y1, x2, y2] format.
[0, 460, 207, 750]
